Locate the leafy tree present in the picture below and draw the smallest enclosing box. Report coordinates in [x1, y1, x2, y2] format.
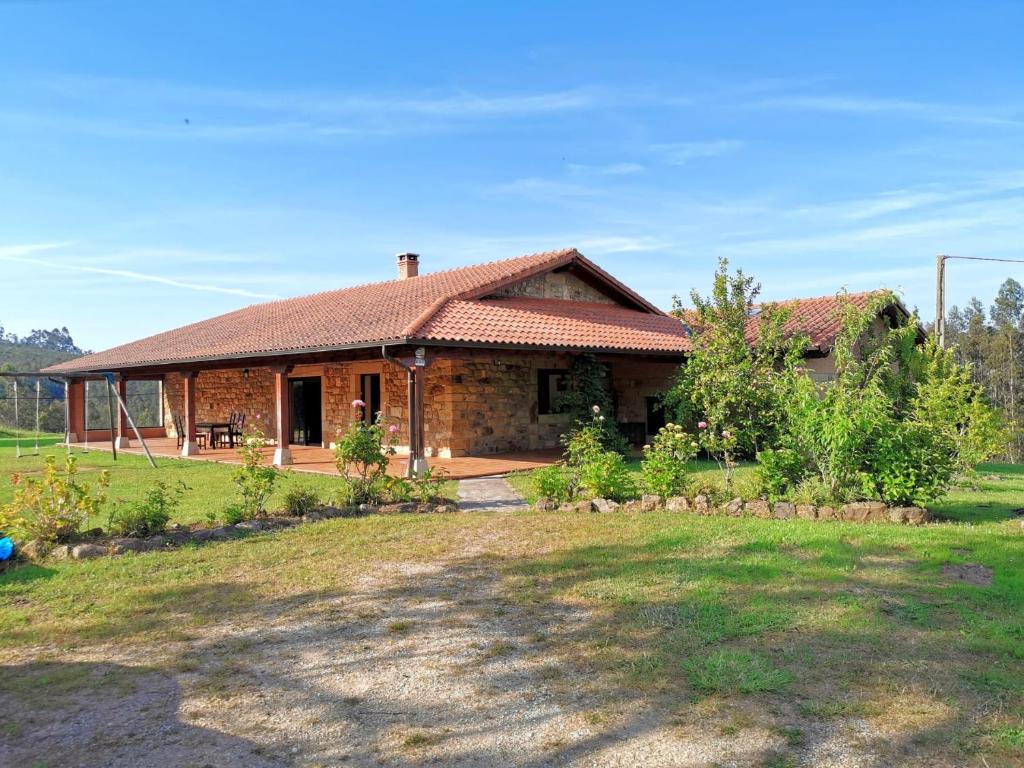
[555, 353, 628, 453]
[663, 258, 807, 489]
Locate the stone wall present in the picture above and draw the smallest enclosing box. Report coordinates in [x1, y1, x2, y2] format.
[611, 361, 678, 425]
[488, 271, 616, 304]
[164, 368, 276, 438]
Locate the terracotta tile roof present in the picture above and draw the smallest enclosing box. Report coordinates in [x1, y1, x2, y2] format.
[679, 290, 904, 351]
[417, 297, 692, 353]
[44, 248, 680, 374]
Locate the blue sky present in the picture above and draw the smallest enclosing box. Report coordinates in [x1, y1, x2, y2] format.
[1, 1, 1023, 351]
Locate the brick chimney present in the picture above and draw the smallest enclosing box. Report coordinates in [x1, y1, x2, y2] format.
[396, 252, 420, 279]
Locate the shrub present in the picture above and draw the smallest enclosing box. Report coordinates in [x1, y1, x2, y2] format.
[755, 447, 806, 501]
[107, 480, 186, 537]
[2, 455, 109, 549]
[534, 464, 572, 503]
[556, 354, 629, 454]
[334, 400, 395, 504]
[221, 504, 247, 525]
[640, 423, 698, 498]
[281, 487, 320, 517]
[231, 424, 279, 519]
[563, 415, 637, 501]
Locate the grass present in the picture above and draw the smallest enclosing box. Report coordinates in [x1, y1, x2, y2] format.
[1, 445, 1021, 764]
[0, 442, 456, 528]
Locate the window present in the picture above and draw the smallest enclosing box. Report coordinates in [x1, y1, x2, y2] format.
[85, 379, 163, 430]
[537, 369, 568, 415]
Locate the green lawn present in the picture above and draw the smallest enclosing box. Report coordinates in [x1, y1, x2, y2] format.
[1, 440, 1022, 763]
[0, 441, 455, 528]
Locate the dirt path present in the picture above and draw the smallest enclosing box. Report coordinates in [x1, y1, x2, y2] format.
[3, 525, 893, 767]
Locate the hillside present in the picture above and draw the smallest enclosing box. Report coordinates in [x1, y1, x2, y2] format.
[0, 340, 79, 373]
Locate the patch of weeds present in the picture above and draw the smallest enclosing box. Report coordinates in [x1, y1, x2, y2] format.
[799, 699, 869, 718]
[539, 663, 562, 680]
[402, 730, 437, 749]
[684, 649, 792, 695]
[888, 597, 934, 627]
[760, 752, 796, 768]
[386, 619, 414, 634]
[773, 725, 806, 747]
[583, 709, 608, 726]
[527, 630, 547, 643]
[995, 726, 1024, 750]
[483, 641, 516, 659]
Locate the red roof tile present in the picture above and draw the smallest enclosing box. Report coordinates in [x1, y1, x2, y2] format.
[45, 248, 682, 373]
[417, 297, 692, 353]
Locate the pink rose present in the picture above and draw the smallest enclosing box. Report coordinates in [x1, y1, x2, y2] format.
[389, 424, 399, 434]
[352, 399, 366, 409]
[698, 421, 708, 430]
[722, 430, 731, 439]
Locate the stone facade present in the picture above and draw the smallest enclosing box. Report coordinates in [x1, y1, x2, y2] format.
[487, 270, 616, 304]
[162, 349, 678, 457]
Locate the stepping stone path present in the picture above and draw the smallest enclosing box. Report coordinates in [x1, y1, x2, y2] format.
[457, 476, 529, 512]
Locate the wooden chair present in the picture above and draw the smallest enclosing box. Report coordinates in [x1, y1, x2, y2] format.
[173, 413, 207, 450]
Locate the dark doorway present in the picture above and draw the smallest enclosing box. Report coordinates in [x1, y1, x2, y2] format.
[359, 373, 381, 423]
[645, 396, 666, 436]
[289, 377, 322, 445]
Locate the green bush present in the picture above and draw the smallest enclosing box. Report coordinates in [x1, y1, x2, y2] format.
[281, 487, 320, 517]
[231, 424, 279, 519]
[640, 423, 698, 498]
[534, 464, 572, 503]
[2, 455, 109, 549]
[108, 481, 186, 537]
[755, 448, 807, 501]
[577, 450, 636, 501]
[333, 400, 395, 504]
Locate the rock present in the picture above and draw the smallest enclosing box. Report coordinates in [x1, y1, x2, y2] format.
[169, 522, 185, 531]
[433, 504, 457, 514]
[842, 502, 888, 522]
[724, 498, 744, 517]
[641, 494, 662, 512]
[165, 531, 192, 545]
[744, 499, 771, 519]
[773, 502, 796, 520]
[358, 503, 379, 515]
[556, 502, 576, 514]
[817, 506, 838, 521]
[19, 540, 46, 561]
[82, 527, 105, 539]
[904, 507, 929, 525]
[71, 543, 106, 560]
[234, 520, 262, 532]
[110, 537, 148, 554]
[50, 545, 72, 560]
[191, 529, 214, 543]
[145, 535, 168, 549]
[574, 500, 592, 514]
[209, 526, 235, 540]
[534, 498, 557, 512]
[665, 496, 690, 513]
[379, 502, 418, 515]
[591, 498, 620, 514]
[693, 495, 711, 515]
[796, 504, 818, 521]
[619, 500, 643, 514]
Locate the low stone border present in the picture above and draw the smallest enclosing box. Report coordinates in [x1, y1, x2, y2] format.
[535, 494, 930, 525]
[15, 501, 458, 563]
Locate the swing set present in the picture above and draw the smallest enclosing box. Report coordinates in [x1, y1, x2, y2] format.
[0, 372, 157, 468]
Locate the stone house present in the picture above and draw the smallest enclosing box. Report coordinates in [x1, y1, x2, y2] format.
[45, 249, 691, 470]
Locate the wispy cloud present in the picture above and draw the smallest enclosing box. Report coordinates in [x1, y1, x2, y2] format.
[651, 139, 745, 165]
[756, 94, 1022, 126]
[568, 162, 645, 176]
[485, 177, 604, 202]
[0, 246, 281, 299]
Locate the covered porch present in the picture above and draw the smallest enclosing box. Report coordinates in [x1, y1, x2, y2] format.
[66, 437, 560, 480]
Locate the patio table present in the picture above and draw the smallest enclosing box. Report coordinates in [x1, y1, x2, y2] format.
[195, 422, 233, 449]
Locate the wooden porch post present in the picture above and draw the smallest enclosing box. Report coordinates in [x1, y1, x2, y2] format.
[66, 379, 84, 444]
[181, 372, 200, 456]
[273, 365, 293, 466]
[115, 375, 130, 449]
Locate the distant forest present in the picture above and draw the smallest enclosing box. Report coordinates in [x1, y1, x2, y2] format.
[946, 277, 1024, 462]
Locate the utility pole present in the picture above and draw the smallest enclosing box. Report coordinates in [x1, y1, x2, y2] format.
[935, 254, 947, 348]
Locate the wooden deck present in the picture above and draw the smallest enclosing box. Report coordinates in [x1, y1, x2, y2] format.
[67, 437, 560, 480]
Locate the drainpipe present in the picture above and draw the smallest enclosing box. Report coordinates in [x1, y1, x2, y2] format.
[382, 344, 421, 478]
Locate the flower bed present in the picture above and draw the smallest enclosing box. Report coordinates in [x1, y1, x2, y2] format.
[534, 494, 930, 525]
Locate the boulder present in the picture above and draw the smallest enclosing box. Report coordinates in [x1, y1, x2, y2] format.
[591, 498, 620, 514]
[665, 496, 691, 513]
[165, 531, 192, 545]
[358, 503, 380, 515]
[796, 504, 818, 521]
[890, 506, 929, 525]
[744, 499, 771, 519]
[619, 500, 643, 514]
[209, 526, 236, 540]
[693, 495, 711, 515]
[190, 529, 214, 543]
[574, 500, 593, 514]
[144, 535, 168, 549]
[234, 520, 262, 532]
[71, 543, 106, 560]
[110, 537, 148, 554]
[557, 502, 576, 514]
[817, 506, 839, 521]
[773, 502, 796, 520]
[724, 498, 744, 517]
[50, 545, 72, 560]
[534, 498, 557, 512]
[433, 504, 457, 514]
[842, 502, 888, 522]
[641, 494, 663, 512]
[19, 540, 46, 561]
